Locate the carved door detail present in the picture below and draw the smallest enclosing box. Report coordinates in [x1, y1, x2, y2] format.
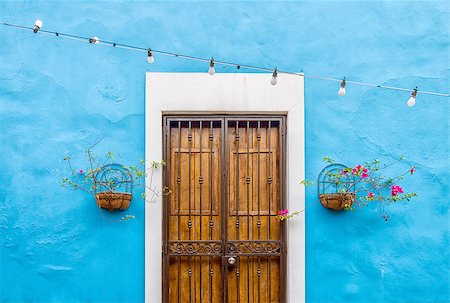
[163, 115, 286, 303]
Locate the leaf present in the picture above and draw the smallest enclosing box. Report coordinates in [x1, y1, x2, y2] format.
[322, 156, 334, 164]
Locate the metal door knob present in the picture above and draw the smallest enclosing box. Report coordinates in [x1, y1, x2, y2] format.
[227, 257, 236, 266]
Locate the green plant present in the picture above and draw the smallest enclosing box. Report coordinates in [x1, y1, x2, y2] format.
[301, 156, 417, 221]
[274, 209, 304, 221]
[61, 149, 170, 204]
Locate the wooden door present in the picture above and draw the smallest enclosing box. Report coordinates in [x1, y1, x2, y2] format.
[163, 115, 286, 303]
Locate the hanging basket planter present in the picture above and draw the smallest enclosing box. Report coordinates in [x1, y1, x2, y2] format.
[95, 192, 133, 211]
[94, 163, 134, 211]
[318, 163, 356, 211]
[319, 192, 356, 211]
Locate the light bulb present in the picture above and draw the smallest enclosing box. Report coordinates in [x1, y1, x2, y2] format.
[89, 36, 100, 44]
[33, 19, 43, 33]
[338, 79, 346, 96]
[208, 58, 215, 76]
[407, 96, 416, 107]
[271, 68, 278, 85]
[147, 49, 154, 63]
[407, 88, 417, 107]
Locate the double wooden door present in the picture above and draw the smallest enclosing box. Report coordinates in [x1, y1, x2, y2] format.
[162, 115, 286, 303]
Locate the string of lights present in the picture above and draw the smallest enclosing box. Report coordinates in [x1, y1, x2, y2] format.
[1, 20, 449, 106]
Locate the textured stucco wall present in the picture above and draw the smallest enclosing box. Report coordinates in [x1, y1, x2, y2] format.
[0, 1, 448, 303]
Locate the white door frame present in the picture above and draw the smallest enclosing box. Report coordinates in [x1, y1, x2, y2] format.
[145, 72, 305, 302]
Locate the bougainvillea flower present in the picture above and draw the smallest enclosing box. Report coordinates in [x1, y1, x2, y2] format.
[363, 168, 368, 173]
[391, 185, 404, 196]
[341, 170, 348, 175]
[367, 192, 375, 198]
[362, 173, 369, 179]
[410, 167, 416, 175]
[79, 169, 84, 174]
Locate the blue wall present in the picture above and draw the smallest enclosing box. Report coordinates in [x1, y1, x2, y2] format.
[0, 1, 448, 302]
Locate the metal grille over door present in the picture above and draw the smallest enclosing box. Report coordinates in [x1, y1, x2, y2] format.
[163, 115, 286, 303]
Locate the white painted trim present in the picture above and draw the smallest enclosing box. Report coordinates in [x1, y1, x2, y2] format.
[145, 72, 305, 302]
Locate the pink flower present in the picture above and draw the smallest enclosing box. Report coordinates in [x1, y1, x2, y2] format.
[410, 167, 416, 175]
[352, 168, 358, 174]
[362, 173, 369, 179]
[367, 192, 375, 199]
[363, 168, 368, 173]
[356, 165, 362, 170]
[79, 169, 84, 174]
[341, 170, 348, 175]
[391, 185, 404, 196]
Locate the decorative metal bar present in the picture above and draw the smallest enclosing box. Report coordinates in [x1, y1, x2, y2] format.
[188, 121, 192, 303]
[199, 121, 203, 302]
[257, 120, 261, 303]
[227, 240, 283, 255]
[236, 258, 240, 303]
[267, 121, 272, 302]
[258, 256, 261, 303]
[234, 121, 240, 302]
[280, 118, 286, 303]
[246, 121, 251, 303]
[168, 241, 223, 256]
[177, 121, 181, 303]
[188, 121, 192, 236]
[163, 118, 171, 303]
[209, 121, 214, 303]
[257, 121, 261, 237]
[268, 121, 272, 236]
[235, 121, 240, 234]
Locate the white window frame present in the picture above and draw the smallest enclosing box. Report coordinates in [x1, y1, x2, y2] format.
[145, 72, 305, 302]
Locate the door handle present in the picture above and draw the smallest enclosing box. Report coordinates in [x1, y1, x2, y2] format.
[222, 255, 237, 267]
[227, 257, 236, 266]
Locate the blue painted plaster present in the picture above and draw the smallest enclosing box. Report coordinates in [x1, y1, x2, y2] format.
[0, 1, 448, 302]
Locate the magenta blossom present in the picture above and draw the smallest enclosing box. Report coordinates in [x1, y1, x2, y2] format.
[410, 167, 416, 175]
[367, 192, 375, 199]
[79, 169, 84, 174]
[361, 172, 369, 179]
[391, 185, 404, 196]
[278, 209, 289, 216]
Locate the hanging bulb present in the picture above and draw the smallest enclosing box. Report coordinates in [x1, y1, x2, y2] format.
[270, 68, 278, 85]
[407, 87, 417, 107]
[208, 58, 215, 75]
[338, 78, 346, 96]
[89, 36, 100, 44]
[33, 19, 43, 33]
[147, 49, 155, 63]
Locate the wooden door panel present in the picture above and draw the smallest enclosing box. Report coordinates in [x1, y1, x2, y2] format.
[166, 121, 223, 303]
[226, 121, 282, 303]
[164, 117, 285, 303]
[227, 257, 280, 302]
[168, 256, 222, 302]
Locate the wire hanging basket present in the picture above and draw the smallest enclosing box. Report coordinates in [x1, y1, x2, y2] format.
[318, 163, 356, 211]
[94, 163, 133, 211]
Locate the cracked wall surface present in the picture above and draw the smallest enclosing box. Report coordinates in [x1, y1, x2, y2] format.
[0, 1, 448, 302]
